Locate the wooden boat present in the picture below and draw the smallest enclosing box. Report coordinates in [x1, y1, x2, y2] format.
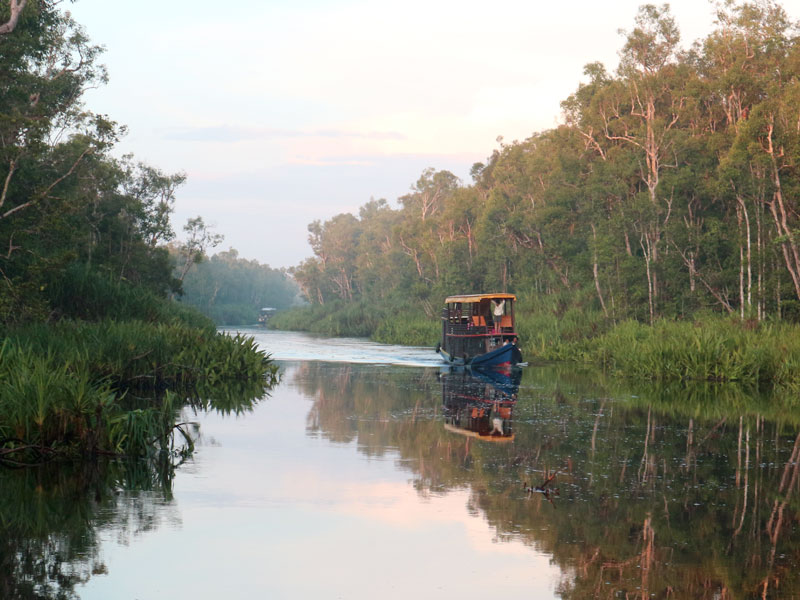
[257, 307, 276, 326]
[437, 293, 522, 367]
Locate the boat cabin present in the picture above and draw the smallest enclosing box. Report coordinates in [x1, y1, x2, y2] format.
[438, 293, 519, 366]
[258, 307, 277, 325]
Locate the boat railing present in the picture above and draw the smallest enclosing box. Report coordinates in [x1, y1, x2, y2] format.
[444, 322, 479, 336]
[447, 322, 516, 337]
[442, 308, 514, 337]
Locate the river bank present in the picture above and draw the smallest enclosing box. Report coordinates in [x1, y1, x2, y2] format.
[271, 301, 800, 387]
[5, 340, 794, 600]
[0, 315, 277, 464]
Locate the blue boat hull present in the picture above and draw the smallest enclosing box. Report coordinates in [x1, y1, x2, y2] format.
[438, 342, 515, 368]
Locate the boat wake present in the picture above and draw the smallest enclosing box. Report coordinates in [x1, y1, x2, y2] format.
[220, 327, 443, 367]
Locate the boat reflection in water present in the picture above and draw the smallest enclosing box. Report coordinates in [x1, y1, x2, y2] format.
[440, 367, 520, 442]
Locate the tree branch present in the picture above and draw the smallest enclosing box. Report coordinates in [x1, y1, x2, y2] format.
[0, 0, 28, 36]
[0, 158, 17, 211]
[0, 146, 93, 221]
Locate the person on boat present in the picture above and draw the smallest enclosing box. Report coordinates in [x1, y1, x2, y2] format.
[492, 299, 505, 317]
[491, 299, 505, 332]
[511, 337, 523, 364]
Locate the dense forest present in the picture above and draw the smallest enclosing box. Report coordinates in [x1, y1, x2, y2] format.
[178, 248, 298, 325]
[0, 0, 185, 323]
[287, 2, 800, 331]
[0, 1, 275, 461]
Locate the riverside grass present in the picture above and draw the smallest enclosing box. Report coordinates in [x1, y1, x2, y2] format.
[273, 300, 800, 386]
[45, 263, 213, 330]
[270, 299, 440, 345]
[0, 321, 277, 460]
[514, 311, 800, 386]
[583, 318, 800, 385]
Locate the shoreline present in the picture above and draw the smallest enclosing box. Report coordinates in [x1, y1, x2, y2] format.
[270, 303, 800, 387]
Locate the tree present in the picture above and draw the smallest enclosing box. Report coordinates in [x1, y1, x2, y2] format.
[714, 1, 800, 312]
[288, 0, 800, 327]
[398, 168, 460, 222]
[121, 161, 186, 248]
[0, 5, 108, 234]
[179, 248, 298, 324]
[176, 216, 223, 283]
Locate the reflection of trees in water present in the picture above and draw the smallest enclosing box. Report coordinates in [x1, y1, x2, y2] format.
[0, 380, 271, 599]
[0, 458, 179, 600]
[292, 362, 800, 599]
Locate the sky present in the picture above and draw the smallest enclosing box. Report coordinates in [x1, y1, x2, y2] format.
[66, 0, 732, 269]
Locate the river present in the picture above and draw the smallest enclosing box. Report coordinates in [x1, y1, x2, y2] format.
[2, 328, 799, 599]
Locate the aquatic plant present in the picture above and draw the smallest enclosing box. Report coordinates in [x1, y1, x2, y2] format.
[0, 321, 278, 461]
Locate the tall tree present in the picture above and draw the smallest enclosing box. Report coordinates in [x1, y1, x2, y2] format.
[176, 216, 223, 283]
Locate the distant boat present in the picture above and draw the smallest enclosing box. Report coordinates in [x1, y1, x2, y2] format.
[258, 307, 276, 325]
[436, 293, 522, 368]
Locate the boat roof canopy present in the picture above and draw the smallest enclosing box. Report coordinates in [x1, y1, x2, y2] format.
[444, 293, 516, 304]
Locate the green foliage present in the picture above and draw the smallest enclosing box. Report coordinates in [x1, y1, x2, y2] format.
[178, 248, 298, 325]
[279, 1, 800, 385]
[0, 321, 278, 459]
[511, 310, 800, 386]
[271, 299, 440, 346]
[0, 4, 186, 328]
[44, 262, 213, 328]
[372, 313, 440, 346]
[0, 2, 285, 465]
[587, 317, 800, 385]
[4, 320, 276, 388]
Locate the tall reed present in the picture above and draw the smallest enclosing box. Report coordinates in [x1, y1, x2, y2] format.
[516, 314, 800, 386]
[0, 321, 278, 460]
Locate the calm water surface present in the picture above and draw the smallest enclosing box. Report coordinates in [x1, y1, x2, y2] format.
[3, 329, 799, 599]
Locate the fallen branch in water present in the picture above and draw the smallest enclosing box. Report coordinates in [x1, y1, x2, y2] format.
[0, 442, 57, 467]
[523, 471, 560, 500]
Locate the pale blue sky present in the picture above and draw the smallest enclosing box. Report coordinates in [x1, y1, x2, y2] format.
[67, 0, 728, 268]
